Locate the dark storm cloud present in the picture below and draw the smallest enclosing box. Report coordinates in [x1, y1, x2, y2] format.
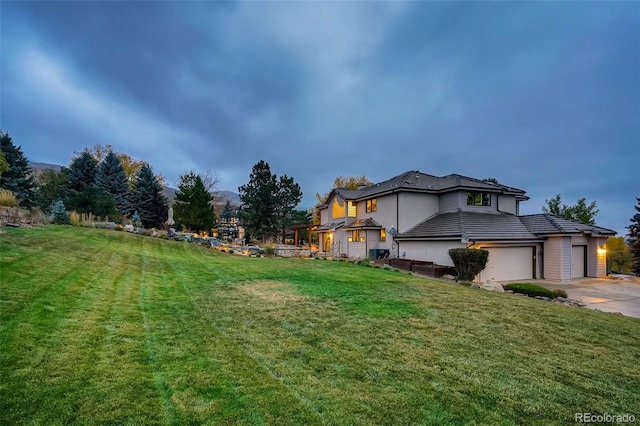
[1, 1, 638, 234]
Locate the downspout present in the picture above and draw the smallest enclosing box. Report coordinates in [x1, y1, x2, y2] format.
[396, 192, 400, 259]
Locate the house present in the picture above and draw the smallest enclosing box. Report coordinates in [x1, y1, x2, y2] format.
[316, 171, 615, 282]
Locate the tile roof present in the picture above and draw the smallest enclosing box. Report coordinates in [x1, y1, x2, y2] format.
[519, 214, 616, 236]
[315, 221, 345, 231]
[323, 170, 527, 207]
[343, 218, 383, 230]
[397, 211, 616, 241]
[397, 210, 539, 241]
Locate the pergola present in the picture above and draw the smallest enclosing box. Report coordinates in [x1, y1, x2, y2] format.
[290, 224, 318, 248]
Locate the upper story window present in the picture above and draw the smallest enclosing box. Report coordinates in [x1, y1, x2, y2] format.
[348, 201, 357, 217]
[366, 199, 377, 213]
[467, 192, 491, 206]
[332, 198, 346, 218]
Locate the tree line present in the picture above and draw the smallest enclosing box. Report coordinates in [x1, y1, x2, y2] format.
[0, 130, 310, 243]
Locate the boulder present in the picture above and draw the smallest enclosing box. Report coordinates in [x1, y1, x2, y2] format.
[442, 274, 457, 281]
[124, 224, 134, 232]
[481, 278, 504, 292]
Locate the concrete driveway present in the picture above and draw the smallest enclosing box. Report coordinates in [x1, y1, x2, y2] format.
[522, 275, 640, 318]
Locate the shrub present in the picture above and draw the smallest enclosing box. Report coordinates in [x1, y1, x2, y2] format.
[0, 189, 19, 207]
[553, 289, 568, 299]
[69, 211, 81, 226]
[49, 200, 70, 225]
[448, 248, 489, 281]
[459, 281, 473, 287]
[504, 283, 555, 299]
[265, 245, 275, 256]
[357, 258, 372, 267]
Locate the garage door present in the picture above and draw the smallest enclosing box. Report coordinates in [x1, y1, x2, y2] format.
[571, 246, 586, 278]
[480, 247, 534, 282]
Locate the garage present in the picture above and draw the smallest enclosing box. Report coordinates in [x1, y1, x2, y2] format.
[571, 246, 586, 278]
[480, 247, 534, 282]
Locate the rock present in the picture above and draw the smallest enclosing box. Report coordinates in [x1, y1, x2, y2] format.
[505, 290, 514, 294]
[555, 297, 566, 302]
[124, 224, 134, 232]
[540, 296, 551, 301]
[471, 284, 481, 289]
[442, 274, 457, 281]
[481, 279, 504, 292]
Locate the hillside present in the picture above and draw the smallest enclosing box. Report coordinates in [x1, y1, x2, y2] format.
[0, 226, 638, 424]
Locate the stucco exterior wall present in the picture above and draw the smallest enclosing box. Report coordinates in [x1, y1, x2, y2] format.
[398, 240, 466, 266]
[544, 236, 572, 281]
[439, 192, 462, 213]
[497, 195, 517, 214]
[397, 192, 439, 233]
[362, 194, 397, 231]
[320, 208, 328, 224]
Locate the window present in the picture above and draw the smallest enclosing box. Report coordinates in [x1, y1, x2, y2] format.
[348, 230, 365, 242]
[467, 192, 491, 206]
[379, 229, 386, 242]
[332, 198, 346, 218]
[366, 198, 377, 213]
[348, 201, 357, 217]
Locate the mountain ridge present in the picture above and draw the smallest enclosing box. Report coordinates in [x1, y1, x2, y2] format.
[28, 161, 240, 205]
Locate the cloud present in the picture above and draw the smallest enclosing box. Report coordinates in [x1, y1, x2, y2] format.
[1, 1, 638, 234]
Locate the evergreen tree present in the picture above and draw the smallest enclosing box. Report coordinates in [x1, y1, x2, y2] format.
[220, 200, 235, 223]
[0, 151, 9, 176]
[0, 131, 36, 207]
[131, 164, 167, 228]
[275, 175, 302, 243]
[238, 161, 278, 242]
[49, 199, 71, 225]
[628, 197, 640, 275]
[64, 151, 99, 192]
[97, 151, 130, 215]
[173, 171, 217, 232]
[63, 152, 116, 217]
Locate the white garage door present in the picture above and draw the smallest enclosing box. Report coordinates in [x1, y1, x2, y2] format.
[480, 247, 533, 282]
[572, 246, 586, 278]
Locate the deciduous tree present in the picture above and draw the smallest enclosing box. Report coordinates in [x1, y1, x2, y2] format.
[542, 194, 599, 225]
[0, 131, 36, 207]
[35, 169, 69, 212]
[605, 236, 633, 274]
[315, 175, 373, 205]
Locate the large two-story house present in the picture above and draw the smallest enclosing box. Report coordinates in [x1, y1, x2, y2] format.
[316, 171, 615, 282]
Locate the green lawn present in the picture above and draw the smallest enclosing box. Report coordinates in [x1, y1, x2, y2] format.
[1, 226, 638, 425]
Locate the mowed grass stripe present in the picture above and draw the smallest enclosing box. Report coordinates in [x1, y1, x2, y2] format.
[1, 229, 164, 424]
[138, 237, 324, 424]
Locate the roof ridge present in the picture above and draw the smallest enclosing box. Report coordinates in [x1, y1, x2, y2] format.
[457, 208, 467, 240]
[544, 214, 565, 232]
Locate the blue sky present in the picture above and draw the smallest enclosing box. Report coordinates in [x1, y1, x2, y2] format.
[1, 1, 638, 234]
